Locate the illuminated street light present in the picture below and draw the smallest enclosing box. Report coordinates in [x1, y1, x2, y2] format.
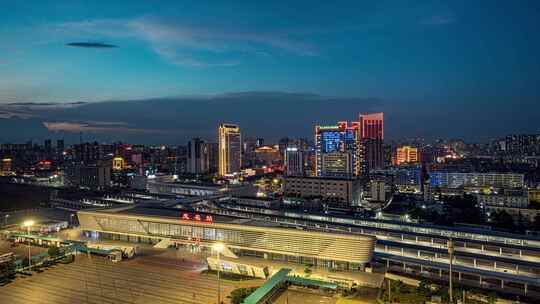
[213, 243, 225, 304]
[22, 220, 35, 269]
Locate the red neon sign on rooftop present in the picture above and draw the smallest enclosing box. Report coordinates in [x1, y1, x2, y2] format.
[181, 212, 213, 223]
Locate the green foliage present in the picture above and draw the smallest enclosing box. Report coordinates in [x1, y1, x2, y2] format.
[228, 287, 259, 304]
[47, 246, 60, 257]
[0, 258, 16, 284]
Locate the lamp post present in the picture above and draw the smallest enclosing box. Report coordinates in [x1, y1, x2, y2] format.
[448, 239, 454, 303]
[23, 220, 34, 269]
[213, 243, 225, 304]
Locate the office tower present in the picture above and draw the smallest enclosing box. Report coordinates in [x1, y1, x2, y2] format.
[218, 123, 242, 176]
[206, 143, 219, 174]
[394, 146, 419, 165]
[284, 146, 304, 176]
[370, 177, 386, 202]
[44, 139, 52, 153]
[315, 122, 360, 178]
[187, 138, 210, 174]
[242, 137, 257, 167]
[359, 112, 384, 173]
[56, 139, 65, 153]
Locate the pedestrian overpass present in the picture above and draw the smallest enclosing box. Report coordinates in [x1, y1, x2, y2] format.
[242, 268, 338, 304]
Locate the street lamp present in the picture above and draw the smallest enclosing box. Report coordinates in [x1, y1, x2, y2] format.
[213, 243, 225, 304]
[23, 220, 34, 269]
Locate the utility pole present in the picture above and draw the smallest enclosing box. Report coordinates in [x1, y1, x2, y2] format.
[388, 279, 391, 303]
[448, 239, 454, 303]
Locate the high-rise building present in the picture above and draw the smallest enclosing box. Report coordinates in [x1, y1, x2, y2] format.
[284, 146, 303, 176]
[187, 138, 210, 174]
[56, 139, 65, 153]
[206, 143, 219, 174]
[218, 123, 242, 176]
[44, 139, 52, 153]
[359, 112, 384, 172]
[315, 122, 360, 178]
[394, 146, 419, 165]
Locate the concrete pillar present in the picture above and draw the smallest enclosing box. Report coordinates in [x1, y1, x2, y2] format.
[431, 238, 434, 245]
[516, 265, 519, 274]
[417, 250, 421, 257]
[360, 229, 364, 234]
[384, 245, 388, 252]
[458, 272, 461, 281]
[420, 265, 423, 273]
[481, 244, 484, 252]
[439, 269, 442, 277]
[519, 249, 522, 257]
[499, 248, 502, 255]
[415, 236, 418, 243]
[463, 242, 467, 248]
[525, 283, 528, 294]
[401, 234, 404, 241]
[501, 280, 504, 289]
[386, 259, 390, 268]
[479, 276, 482, 285]
[474, 259, 477, 267]
[403, 262, 406, 270]
[494, 261, 497, 269]
[401, 248, 404, 255]
[435, 253, 438, 259]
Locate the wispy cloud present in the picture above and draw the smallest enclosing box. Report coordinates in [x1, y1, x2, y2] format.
[47, 17, 318, 67]
[43, 121, 170, 134]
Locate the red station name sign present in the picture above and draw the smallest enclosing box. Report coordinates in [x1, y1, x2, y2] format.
[181, 212, 214, 223]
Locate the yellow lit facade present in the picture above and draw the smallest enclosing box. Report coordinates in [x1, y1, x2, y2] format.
[395, 146, 419, 165]
[112, 157, 125, 171]
[218, 123, 242, 176]
[1, 158, 13, 176]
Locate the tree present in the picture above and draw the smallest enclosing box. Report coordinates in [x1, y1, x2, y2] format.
[228, 287, 258, 304]
[491, 210, 516, 231]
[0, 257, 16, 284]
[48, 246, 60, 257]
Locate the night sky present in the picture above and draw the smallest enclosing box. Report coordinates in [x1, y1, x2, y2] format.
[0, 1, 539, 144]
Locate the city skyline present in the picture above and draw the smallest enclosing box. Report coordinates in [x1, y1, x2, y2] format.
[1, 1, 539, 143]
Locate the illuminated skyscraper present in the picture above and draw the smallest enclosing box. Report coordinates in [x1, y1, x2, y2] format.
[394, 146, 419, 165]
[218, 123, 242, 176]
[284, 146, 303, 176]
[315, 122, 360, 178]
[359, 112, 384, 172]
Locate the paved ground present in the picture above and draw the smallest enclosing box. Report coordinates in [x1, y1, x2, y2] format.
[0, 239, 47, 259]
[273, 288, 337, 304]
[0, 247, 263, 304]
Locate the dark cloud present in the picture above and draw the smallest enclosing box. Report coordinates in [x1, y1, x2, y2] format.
[66, 42, 117, 48]
[1, 91, 538, 144]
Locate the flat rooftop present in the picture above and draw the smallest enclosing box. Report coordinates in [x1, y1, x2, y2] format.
[96, 205, 288, 228]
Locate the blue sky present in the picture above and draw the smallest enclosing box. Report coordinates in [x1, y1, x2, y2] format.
[0, 1, 539, 142]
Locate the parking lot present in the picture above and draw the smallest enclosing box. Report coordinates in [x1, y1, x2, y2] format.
[0, 246, 263, 304]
